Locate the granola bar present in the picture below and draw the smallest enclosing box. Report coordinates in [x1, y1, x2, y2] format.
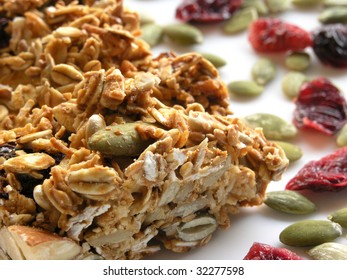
[0, 0, 288, 259]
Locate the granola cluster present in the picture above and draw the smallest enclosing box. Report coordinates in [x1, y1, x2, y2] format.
[0, 0, 288, 260]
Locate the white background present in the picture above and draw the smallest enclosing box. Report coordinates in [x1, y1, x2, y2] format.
[125, 0, 347, 260]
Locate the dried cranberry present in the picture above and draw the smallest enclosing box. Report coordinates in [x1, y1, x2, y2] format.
[0, 17, 10, 49]
[175, 0, 243, 23]
[286, 147, 347, 192]
[293, 77, 347, 135]
[243, 242, 303, 260]
[248, 18, 313, 53]
[312, 24, 347, 69]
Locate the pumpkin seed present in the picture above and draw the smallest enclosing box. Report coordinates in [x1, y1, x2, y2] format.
[336, 123, 347, 147]
[251, 58, 276, 85]
[308, 242, 347, 260]
[328, 207, 347, 228]
[223, 7, 258, 34]
[228, 80, 264, 97]
[140, 23, 163, 47]
[177, 215, 218, 242]
[242, 0, 269, 15]
[279, 220, 342, 247]
[87, 122, 154, 157]
[199, 52, 227, 68]
[319, 7, 347, 23]
[163, 23, 203, 45]
[281, 71, 308, 99]
[264, 190, 316, 215]
[139, 12, 155, 26]
[292, 0, 323, 7]
[285, 52, 311, 71]
[272, 141, 303, 162]
[324, 0, 347, 7]
[265, 0, 290, 13]
[243, 113, 298, 140]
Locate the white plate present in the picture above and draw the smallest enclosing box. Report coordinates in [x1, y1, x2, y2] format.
[127, 0, 347, 260]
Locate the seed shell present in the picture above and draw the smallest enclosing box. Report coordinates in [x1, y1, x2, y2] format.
[243, 113, 298, 140]
[308, 242, 347, 260]
[264, 190, 316, 215]
[279, 220, 342, 247]
[273, 141, 303, 162]
[163, 23, 203, 45]
[228, 81, 264, 97]
[223, 7, 258, 34]
[251, 58, 276, 85]
[318, 7, 347, 23]
[328, 207, 347, 228]
[177, 215, 218, 242]
[281, 71, 308, 99]
[285, 52, 311, 71]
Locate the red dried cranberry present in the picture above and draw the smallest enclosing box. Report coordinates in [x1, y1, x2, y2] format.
[175, 0, 243, 23]
[312, 24, 347, 69]
[248, 18, 313, 52]
[286, 147, 347, 192]
[293, 77, 347, 135]
[243, 242, 303, 260]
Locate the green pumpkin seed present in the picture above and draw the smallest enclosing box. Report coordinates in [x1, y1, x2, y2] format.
[319, 7, 347, 23]
[87, 122, 154, 157]
[285, 52, 311, 71]
[251, 58, 276, 86]
[139, 12, 155, 26]
[308, 242, 347, 260]
[292, 0, 323, 7]
[228, 81, 264, 97]
[282, 71, 308, 99]
[163, 23, 203, 45]
[265, 0, 290, 13]
[273, 141, 303, 162]
[328, 207, 347, 228]
[223, 7, 258, 34]
[279, 220, 342, 247]
[243, 113, 298, 140]
[242, 0, 269, 16]
[324, 0, 347, 7]
[177, 215, 218, 242]
[199, 52, 227, 68]
[140, 23, 163, 47]
[337, 123, 347, 147]
[265, 190, 316, 215]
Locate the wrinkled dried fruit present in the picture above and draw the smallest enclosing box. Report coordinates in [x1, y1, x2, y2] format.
[248, 18, 313, 52]
[293, 77, 347, 135]
[312, 24, 347, 68]
[286, 147, 347, 192]
[175, 0, 244, 23]
[243, 242, 303, 260]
